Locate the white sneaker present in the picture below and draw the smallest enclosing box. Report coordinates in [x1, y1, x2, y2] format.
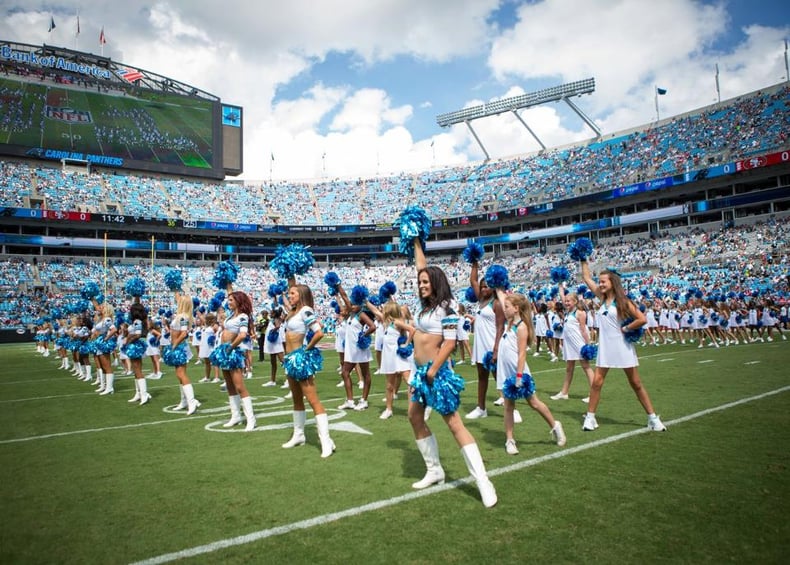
[465, 406, 487, 419]
[456, 360, 464, 365]
[380, 409, 393, 420]
[532, 352, 540, 357]
[550, 392, 569, 400]
[493, 397, 505, 406]
[147, 372, 162, 380]
[505, 439, 519, 455]
[262, 381, 277, 387]
[245, 371, 253, 379]
[648, 415, 667, 431]
[284, 391, 292, 399]
[357, 381, 364, 389]
[211, 377, 222, 384]
[338, 399, 356, 410]
[550, 354, 558, 362]
[582, 413, 598, 431]
[280, 381, 290, 389]
[513, 409, 523, 424]
[199, 377, 210, 383]
[551, 421, 567, 446]
[582, 396, 590, 403]
[354, 399, 369, 411]
[335, 380, 345, 387]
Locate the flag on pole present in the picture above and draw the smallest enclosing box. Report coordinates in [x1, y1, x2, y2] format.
[48, 16, 56, 32]
[99, 27, 107, 45]
[656, 87, 668, 95]
[76, 15, 80, 36]
[270, 152, 275, 161]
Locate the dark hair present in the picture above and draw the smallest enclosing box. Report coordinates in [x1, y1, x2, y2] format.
[417, 266, 455, 314]
[129, 303, 148, 337]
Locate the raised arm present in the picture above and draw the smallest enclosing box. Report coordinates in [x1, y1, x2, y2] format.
[414, 238, 427, 273]
[470, 260, 481, 297]
[580, 260, 602, 300]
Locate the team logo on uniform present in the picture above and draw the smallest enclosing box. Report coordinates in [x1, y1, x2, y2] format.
[45, 106, 93, 124]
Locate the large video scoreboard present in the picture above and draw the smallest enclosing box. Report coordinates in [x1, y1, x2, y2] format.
[0, 41, 242, 179]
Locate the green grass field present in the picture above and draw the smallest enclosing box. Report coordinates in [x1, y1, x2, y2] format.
[1, 340, 788, 564]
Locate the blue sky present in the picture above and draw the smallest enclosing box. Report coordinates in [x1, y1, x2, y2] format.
[1, 0, 789, 181]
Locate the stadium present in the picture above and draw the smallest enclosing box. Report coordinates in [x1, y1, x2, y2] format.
[1, 37, 789, 564]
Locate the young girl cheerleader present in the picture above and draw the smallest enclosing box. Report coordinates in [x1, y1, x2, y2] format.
[550, 283, 595, 403]
[496, 290, 566, 455]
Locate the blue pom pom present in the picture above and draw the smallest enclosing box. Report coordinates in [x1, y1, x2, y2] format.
[621, 318, 645, 343]
[324, 271, 341, 288]
[209, 343, 246, 370]
[580, 343, 598, 361]
[267, 328, 279, 343]
[462, 242, 485, 264]
[192, 297, 200, 308]
[162, 342, 191, 366]
[576, 284, 588, 295]
[164, 269, 183, 291]
[379, 281, 397, 299]
[207, 335, 216, 347]
[212, 260, 240, 290]
[349, 285, 369, 306]
[270, 244, 314, 279]
[81, 281, 101, 300]
[484, 265, 510, 289]
[125, 277, 147, 298]
[283, 347, 322, 380]
[545, 329, 554, 338]
[356, 331, 372, 350]
[463, 319, 471, 331]
[550, 266, 570, 284]
[553, 322, 563, 332]
[122, 340, 147, 360]
[396, 338, 414, 359]
[481, 351, 496, 372]
[464, 286, 478, 303]
[502, 373, 536, 400]
[394, 206, 431, 259]
[568, 237, 594, 261]
[409, 362, 465, 415]
[368, 294, 381, 307]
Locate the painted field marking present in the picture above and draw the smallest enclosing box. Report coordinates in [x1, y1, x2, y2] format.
[698, 360, 714, 364]
[129, 385, 790, 565]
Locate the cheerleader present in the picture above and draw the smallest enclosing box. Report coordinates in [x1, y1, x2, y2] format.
[211, 291, 257, 431]
[550, 284, 595, 403]
[280, 279, 335, 458]
[162, 294, 201, 415]
[336, 284, 376, 411]
[145, 316, 163, 380]
[262, 307, 285, 387]
[198, 312, 219, 383]
[366, 299, 415, 420]
[407, 237, 496, 507]
[466, 258, 505, 420]
[579, 261, 666, 432]
[123, 302, 152, 406]
[532, 302, 550, 358]
[92, 302, 118, 395]
[455, 303, 473, 364]
[495, 290, 566, 455]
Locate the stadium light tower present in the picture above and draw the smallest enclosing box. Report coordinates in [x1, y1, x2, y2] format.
[436, 78, 600, 160]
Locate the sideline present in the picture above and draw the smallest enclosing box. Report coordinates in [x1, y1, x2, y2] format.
[129, 384, 790, 565]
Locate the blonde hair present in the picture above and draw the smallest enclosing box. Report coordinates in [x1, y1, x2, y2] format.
[505, 293, 535, 347]
[174, 294, 194, 325]
[382, 300, 403, 324]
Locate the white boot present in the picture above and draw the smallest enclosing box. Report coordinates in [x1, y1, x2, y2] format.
[99, 373, 114, 395]
[137, 377, 150, 404]
[461, 443, 497, 508]
[223, 395, 242, 427]
[128, 379, 141, 403]
[95, 369, 105, 391]
[173, 386, 188, 411]
[412, 434, 445, 489]
[83, 365, 93, 384]
[183, 384, 200, 415]
[73, 362, 82, 377]
[315, 413, 335, 458]
[241, 396, 256, 431]
[282, 410, 306, 448]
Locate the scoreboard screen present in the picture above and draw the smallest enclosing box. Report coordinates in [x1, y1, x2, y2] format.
[0, 43, 227, 180]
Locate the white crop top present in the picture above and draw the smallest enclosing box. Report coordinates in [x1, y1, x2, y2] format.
[284, 306, 320, 334]
[223, 313, 249, 336]
[415, 302, 458, 340]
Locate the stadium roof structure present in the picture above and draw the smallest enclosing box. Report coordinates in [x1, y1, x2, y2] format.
[436, 77, 600, 160]
[0, 40, 219, 102]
